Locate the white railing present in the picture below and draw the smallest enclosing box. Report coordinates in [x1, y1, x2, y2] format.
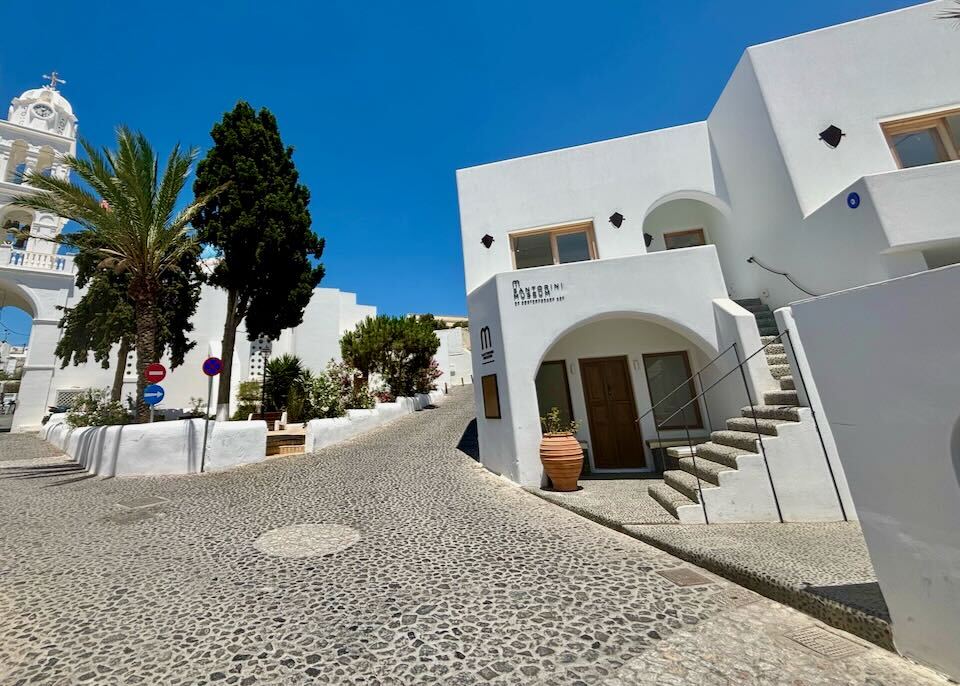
[0, 246, 74, 273]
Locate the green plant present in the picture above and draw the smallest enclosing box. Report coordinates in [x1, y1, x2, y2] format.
[340, 315, 440, 397]
[183, 397, 208, 419]
[263, 354, 303, 411]
[66, 388, 131, 428]
[192, 102, 325, 419]
[413, 358, 443, 395]
[231, 404, 257, 421]
[12, 128, 224, 422]
[540, 407, 579, 435]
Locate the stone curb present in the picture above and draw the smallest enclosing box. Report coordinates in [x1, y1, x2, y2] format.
[525, 488, 893, 651]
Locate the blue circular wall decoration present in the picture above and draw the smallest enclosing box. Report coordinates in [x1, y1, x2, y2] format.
[847, 192, 860, 209]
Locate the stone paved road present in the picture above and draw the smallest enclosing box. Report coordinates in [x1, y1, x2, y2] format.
[0, 389, 947, 685]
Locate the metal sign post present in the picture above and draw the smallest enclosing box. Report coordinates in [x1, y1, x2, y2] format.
[143, 364, 167, 423]
[143, 383, 164, 421]
[199, 357, 223, 473]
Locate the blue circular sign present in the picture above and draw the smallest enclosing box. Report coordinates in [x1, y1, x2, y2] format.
[143, 384, 165, 406]
[847, 192, 860, 209]
[202, 356, 223, 377]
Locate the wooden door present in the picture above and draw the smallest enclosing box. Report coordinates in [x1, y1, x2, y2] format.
[579, 356, 644, 469]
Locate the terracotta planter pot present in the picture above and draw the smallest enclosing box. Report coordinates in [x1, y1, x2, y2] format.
[540, 433, 584, 492]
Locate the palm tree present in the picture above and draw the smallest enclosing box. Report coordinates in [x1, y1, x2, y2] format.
[12, 127, 224, 422]
[940, 2, 960, 21]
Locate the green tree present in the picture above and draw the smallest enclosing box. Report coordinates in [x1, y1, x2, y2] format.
[341, 315, 440, 397]
[12, 128, 223, 422]
[56, 232, 202, 402]
[262, 354, 303, 412]
[192, 102, 324, 420]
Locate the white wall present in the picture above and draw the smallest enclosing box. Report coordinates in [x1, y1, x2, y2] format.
[457, 122, 722, 294]
[541, 317, 712, 471]
[790, 265, 960, 679]
[468, 246, 728, 486]
[434, 327, 473, 391]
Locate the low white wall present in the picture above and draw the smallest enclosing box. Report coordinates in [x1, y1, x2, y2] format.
[304, 391, 444, 453]
[42, 415, 267, 477]
[790, 265, 960, 680]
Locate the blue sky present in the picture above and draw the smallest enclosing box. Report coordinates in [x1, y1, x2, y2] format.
[0, 0, 919, 344]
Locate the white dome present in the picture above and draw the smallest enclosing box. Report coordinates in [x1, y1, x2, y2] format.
[8, 84, 77, 138]
[15, 86, 74, 116]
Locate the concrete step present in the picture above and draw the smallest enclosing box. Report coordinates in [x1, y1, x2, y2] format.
[780, 376, 796, 391]
[697, 441, 754, 468]
[764, 343, 785, 355]
[768, 363, 791, 379]
[763, 389, 800, 406]
[666, 445, 697, 459]
[741, 405, 801, 422]
[679, 455, 729, 485]
[726, 416, 780, 436]
[765, 352, 788, 365]
[754, 312, 777, 324]
[664, 469, 703, 502]
[735, 298, 763, 308]
[759, 327, 780, 337]
[760, 336, 777, 344]
[711, 430, 762, 453]
[648, 482, 701, 518]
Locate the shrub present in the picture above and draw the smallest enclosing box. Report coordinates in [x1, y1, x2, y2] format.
[341, 315, 440, 397]
[66, 388, 131, 428]
[263, 354, 303, 411]
[183, 397, 209, 419]
[413, 358, 442, 394]
[297, 361, 374, 420]
[231, 404, 257, 421]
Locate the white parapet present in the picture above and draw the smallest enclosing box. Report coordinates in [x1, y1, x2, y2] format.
[304, 391, 444, 453]
[41, 415, 267, 476]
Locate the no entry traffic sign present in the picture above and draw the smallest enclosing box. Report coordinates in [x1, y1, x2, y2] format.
[202, 356, 223, 377]
[145, 362, 167, 383]
[143, 384, 165, 406]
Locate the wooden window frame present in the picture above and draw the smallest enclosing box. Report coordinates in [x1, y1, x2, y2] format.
[663, 227, 706, 251]
[641, 350, 703, 430]
[509, 221, 598, 270]
[481, 374, 501, 419]
[536, 360, 575, 432]
[881, 109, 960, 169]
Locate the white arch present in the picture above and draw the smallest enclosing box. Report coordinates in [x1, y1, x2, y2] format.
[0, 276, 41, 319]
[642, 189, 734, 224]
[5, 140, 29, 183]
[532, 308, 718, 379]
[35, 146, 55, 178]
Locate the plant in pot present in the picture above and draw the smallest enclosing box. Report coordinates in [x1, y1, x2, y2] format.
[539, 407, 583, 492]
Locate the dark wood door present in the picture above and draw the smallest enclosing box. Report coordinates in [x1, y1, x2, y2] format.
[579, 356, 645, 469]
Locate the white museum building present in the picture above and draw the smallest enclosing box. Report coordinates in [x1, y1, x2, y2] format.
[0, 79, 381, 431]
[458, 1, 960, 523]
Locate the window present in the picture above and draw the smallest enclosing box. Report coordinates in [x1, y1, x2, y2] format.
[663, 228, 706, 251]
[510, 222, 597, 270]
[642, 351, 702, 430]
[481, 374, 501, 419]
[882, 109, 960, 169]
[535, 361, 573, 431]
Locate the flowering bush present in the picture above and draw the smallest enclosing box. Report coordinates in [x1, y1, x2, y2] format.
[413, 358, 443, 394]
[66, 388, 131, 428]
[299, 361, 375, 420]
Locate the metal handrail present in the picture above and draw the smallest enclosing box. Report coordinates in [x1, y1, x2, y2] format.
[640, 330, 847, 524]
[637, 342, 736, 423]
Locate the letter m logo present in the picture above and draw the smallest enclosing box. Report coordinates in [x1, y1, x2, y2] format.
[480, 326, 492, 350]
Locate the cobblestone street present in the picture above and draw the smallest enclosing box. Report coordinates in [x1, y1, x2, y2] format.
[0, 388, 947, 684]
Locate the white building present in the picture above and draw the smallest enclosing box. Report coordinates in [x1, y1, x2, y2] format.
[0, 78, 375, 430]
[457, 2, 958, 521]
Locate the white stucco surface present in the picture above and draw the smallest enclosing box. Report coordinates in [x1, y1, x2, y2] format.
[790, 265, 960, 680]
[41, 416, 267, 477]
[304, 391, 444, 454]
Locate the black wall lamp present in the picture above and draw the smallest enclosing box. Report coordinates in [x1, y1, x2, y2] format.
[819, 125, 845, 148]
[609, 212, 625, 228]
[480, 234, 494, 249]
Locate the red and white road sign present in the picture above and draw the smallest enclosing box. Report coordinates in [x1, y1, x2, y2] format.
[145, 362, 167, 383]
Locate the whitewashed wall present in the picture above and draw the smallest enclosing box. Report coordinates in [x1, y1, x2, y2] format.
[790, 265, 960, 680]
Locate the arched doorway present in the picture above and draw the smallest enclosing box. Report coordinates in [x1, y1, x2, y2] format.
[535, 315, 714, 474]
[0, 279, 38, 431]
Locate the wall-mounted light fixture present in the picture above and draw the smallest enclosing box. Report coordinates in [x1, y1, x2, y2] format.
[609, 212, 625, 228]
[819, 125, 845, 148]
[644, 233, 653, 248]
[480, 234, 494, 249]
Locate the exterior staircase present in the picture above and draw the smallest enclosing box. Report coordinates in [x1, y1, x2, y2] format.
[734, 298, 779, 337]
[648, 336, 806, 523]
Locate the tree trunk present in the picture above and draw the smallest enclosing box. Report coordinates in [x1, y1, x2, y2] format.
[111, 338, 130, 403]
[216, 288, 238, 421]
[132, 288, 159, 423]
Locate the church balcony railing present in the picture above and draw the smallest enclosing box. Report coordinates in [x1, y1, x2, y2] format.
[0, 244, 74, 274]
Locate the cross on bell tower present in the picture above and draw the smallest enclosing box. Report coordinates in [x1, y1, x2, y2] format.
[42, 71, 66, 91]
